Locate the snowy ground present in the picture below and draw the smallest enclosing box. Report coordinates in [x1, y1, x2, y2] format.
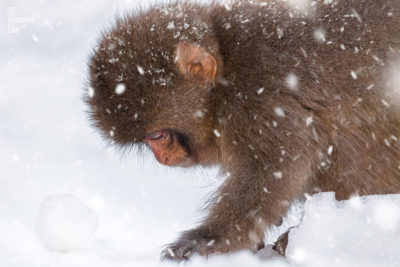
[1, 0, 400, 266]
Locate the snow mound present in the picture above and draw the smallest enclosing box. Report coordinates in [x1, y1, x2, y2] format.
[286, 193, 400, 267]
[36, 194, 98, 252]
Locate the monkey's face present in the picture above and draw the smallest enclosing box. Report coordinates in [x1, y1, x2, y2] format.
[143, 130, 193, 167]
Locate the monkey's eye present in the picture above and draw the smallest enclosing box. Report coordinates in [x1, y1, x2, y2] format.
[147, 130, 166, 140]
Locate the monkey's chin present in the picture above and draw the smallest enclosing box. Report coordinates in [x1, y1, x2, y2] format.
[156, 156, 195, 168]
[179, 157, 195, 168]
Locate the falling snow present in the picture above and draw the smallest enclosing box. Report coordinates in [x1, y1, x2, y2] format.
[306, 116, 313, 126]
[277, 27, 284, 39]
[313, 28, 326, 43]
[283, 0, 314, 16]
[108, 57, 119, 63]
[87, 86, 95, 98]
[381, 99, 390, 107]
[285, 73, 299, 90]
[273, 171, 283, 179]
[2, 1, 400, 267]
[32, 34, 39, 42]
[385, 62, 400, 100]
[115, 83, 126, 95]
[274, 107, 286, 117]
[137, 66, 144, 75]
[167, 21, 175, 30]
[367, 84, 375, 90]
[327, 145, 333, 155]
[350, 70, 358, 80]
[194, 110, 205, 118]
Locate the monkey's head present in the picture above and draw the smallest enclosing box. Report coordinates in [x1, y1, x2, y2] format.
[86, 6, 221, 167]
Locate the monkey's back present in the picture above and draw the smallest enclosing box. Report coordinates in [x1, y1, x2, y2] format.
[212, 0, 400, 198]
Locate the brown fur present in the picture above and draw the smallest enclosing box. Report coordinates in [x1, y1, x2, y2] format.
[86, 0, 400, 260]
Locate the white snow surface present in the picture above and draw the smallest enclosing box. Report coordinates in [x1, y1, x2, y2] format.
[286, 193, 400, 267]
[1, 0, 400, 266]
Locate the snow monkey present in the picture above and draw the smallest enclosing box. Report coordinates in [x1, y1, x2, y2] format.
[86, 0, 400, 260]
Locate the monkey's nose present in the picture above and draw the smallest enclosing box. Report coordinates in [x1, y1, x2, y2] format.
[163, 157, 169, 165]
[154, 153, 169, 166]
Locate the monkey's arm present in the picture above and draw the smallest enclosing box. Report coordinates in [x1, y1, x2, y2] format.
[162, 155, 314, 260]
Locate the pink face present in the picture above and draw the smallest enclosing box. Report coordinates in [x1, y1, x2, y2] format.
[144, 130, 192, 167]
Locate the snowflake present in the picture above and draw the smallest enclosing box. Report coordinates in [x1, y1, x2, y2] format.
[115, 83, 126, 95]
[274, 107, 285, 117]
[313, 28, 326, 43]
[286, 73, 299, 90]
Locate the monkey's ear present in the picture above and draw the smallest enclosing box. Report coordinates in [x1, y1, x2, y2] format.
[175, 41, 217, 83]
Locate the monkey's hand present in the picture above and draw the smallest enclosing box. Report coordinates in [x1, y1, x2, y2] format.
[161, 227, 223, 261]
